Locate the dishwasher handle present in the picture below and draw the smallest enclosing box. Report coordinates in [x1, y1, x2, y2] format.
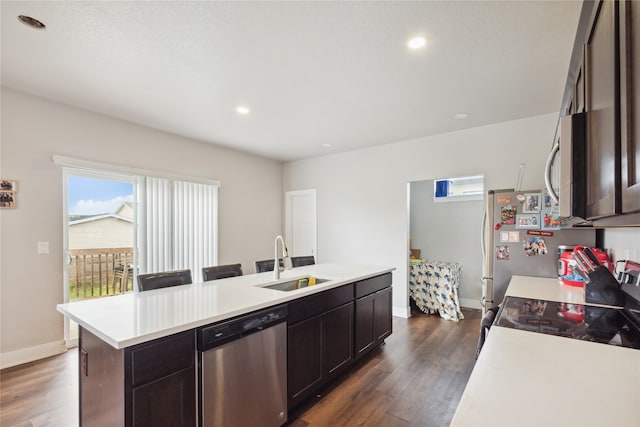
[198, 304, 288, 351]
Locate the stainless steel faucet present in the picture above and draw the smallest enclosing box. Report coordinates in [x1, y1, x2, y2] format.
[274, 235, 289, 280]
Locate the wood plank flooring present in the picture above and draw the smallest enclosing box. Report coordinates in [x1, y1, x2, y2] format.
[1, 349, 78, 427]
[287, 307, 481, 427]
[0, 307, 481, 427]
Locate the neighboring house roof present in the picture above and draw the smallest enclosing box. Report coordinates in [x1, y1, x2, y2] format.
[69, 202, 133, 225]
[69, 213, 133, 226]
[68, 214, 96, 222]
[115, 202, 134, 219]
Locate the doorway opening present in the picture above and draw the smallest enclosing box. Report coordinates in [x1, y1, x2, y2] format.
[407, 177, 484, 316]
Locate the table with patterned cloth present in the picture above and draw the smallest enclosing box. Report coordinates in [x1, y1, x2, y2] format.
[409, 259, 464, 321]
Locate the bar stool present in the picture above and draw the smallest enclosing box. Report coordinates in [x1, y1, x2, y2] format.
[137, 269, 192, 291]
[255, 259, 284, 273]
[291, 256, 315, 267]
[202, 264, 243, 281]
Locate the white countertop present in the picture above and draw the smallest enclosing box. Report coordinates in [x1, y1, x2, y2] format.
[451, 275, 640, 427]
[57, 263, 394, 349]
[504, 275, 586, 305]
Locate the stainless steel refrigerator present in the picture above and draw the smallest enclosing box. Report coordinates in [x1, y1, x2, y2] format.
[482, 189, 596, 311]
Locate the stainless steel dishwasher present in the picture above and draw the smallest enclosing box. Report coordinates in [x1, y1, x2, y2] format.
[198, 304, 288, 427]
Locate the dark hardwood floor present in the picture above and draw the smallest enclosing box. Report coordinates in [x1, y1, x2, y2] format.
[1, 348, 78, 427]
[287, 307, 481, 427]
[0, 307, 481, 427]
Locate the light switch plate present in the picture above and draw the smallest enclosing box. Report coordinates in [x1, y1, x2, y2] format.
[37, 241, 49, 254]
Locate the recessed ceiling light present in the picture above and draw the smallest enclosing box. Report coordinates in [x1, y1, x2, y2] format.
[321, 143, 332, 148]
[454, 113, 469, 120]
[236, 106, 250, 115]
[407, 36, 426, 50]
[17, 15, 46, 30]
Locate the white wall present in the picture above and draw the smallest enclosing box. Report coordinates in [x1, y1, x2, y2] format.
[410, 180, 484, 308]
[0, 88, 283, 367]
[284, 113, 558, 317]
[603, 228, 640, 264]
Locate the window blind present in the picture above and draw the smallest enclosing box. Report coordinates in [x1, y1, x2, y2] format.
[142, 177, 217, 279]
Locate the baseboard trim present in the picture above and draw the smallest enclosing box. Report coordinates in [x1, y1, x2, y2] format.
[392, 305, 410, 318]
[459, 297, 482, 310]
[1, 340, 67, 370]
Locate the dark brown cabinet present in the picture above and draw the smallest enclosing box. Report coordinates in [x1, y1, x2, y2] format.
[373, 287, 392, 342]
[355, 287, 392, 359]
[354, 274, 392, 360]
[131, 369, 195, 427]
[561, 0, 640, 223]
[585, 0, 620, 219]
[287, 284, 355, 408]
[355, 293, 375, 357]
[79, 327, 196, 427]
[619, 0, 640, 213]
[287, 273, 392, 408]
[287, 314, 323, 407]
[126, 331, 196, 427]
[323, 302, 354, 380]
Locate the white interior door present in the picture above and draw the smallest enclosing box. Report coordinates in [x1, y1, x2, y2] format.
[285, 189, 317, 260]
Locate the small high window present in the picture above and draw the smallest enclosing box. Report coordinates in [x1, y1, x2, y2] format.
[433, 175, 484, 202]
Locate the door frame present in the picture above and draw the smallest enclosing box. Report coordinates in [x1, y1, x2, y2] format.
[62, 167, 138, 348]
[285, 189, 318, 260]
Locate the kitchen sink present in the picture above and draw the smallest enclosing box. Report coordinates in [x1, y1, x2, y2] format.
[260, 276, 329, 291]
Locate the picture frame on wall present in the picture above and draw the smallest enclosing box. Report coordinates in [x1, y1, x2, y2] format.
[0, 191, 16, 208]
[0, 179, 17, 208]
[0, 179, 17, 192]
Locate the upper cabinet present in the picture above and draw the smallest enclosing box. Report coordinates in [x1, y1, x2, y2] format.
[560, 0, 640, 225]
[619, 0, 640, 214]
[585, 0, 619, 219]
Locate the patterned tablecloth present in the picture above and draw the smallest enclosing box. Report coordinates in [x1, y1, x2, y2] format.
[409, 259, 464, 321]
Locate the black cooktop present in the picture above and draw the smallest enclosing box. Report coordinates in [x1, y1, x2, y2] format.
[496, 296, 640, 350]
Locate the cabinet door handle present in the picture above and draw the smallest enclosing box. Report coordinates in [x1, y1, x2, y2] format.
[81, 348, 88, 376]
[545, 141, 560, 205]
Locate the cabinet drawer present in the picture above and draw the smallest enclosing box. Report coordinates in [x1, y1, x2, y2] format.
[288, 284, 354, 324]
[129, 331, 195, 387]
[354, 273, 392, 299]
[132, 368, 196, 427]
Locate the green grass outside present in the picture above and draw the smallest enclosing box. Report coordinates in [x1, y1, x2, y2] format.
[69, 281, 133, 301]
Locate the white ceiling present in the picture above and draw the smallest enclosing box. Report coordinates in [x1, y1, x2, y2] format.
[1, 1, 582, 162]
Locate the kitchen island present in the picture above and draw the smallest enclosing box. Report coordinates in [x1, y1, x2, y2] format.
[451, 276, 640, 427]
[57, 263, 394, 426]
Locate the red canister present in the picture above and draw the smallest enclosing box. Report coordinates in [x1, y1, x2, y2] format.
[558, 246, 611, 287]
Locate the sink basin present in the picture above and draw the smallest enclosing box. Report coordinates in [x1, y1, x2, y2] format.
[261, 276, 329, 292]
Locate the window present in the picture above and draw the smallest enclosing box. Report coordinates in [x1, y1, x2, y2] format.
[433, 175, 484, 202]
[55, 155, 219, 290]
[140, 177, 217, 280]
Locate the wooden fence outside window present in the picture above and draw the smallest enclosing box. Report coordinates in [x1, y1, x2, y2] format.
[69, 247, 135, 300]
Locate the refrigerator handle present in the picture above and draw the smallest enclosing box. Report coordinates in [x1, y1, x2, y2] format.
[481, 192, 493, 311]
[480, 207, 487, 262]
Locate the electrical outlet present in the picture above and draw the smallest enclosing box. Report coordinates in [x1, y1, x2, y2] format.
[37, 241, 49, 254]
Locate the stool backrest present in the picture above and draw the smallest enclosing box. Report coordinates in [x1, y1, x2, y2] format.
[291, 256, 315, 267]
[202, 264, 243, 281]
[255, 259, 284, 273]
[137, 269, 192, 291]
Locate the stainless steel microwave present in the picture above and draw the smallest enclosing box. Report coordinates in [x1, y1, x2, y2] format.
[545, 112, 588, 224]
